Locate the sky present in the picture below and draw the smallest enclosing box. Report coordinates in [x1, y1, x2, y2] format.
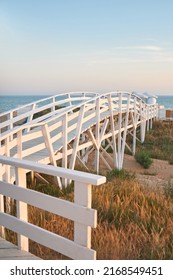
[0, 0, 173, 95]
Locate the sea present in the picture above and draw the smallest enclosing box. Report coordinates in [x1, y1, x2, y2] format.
[0, 94, 173, 114]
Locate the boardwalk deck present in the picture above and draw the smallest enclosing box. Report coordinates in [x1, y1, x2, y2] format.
[0, 237, 40, 260]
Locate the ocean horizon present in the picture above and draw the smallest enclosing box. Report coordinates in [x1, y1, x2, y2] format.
[0, 94, 173, 114]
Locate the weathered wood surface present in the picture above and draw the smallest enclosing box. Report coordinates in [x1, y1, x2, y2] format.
[0, 237, 40, 260]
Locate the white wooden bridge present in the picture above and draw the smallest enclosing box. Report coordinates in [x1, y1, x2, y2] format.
[0, 91, 158, 259]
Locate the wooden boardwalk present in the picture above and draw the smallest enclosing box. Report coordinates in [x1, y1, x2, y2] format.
[0, 92, 158, 259]
[0, 237, 40, 260]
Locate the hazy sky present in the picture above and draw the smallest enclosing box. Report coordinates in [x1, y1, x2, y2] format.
[0, 0, 173, 95]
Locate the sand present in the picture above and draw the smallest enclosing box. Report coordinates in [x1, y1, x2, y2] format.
[124, 154, 173, 189]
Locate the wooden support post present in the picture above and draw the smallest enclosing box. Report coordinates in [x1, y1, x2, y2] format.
[74, 181, 96, 259]
[108, 94, 117, 168]
[62, 114, 68, 187]
[95, 98, 100, 174]
[140, 101, 146, 143]
[117, 94, 122, 170]
[133, 129, 136, 155]
[120, 95, 130, 168]
[15, 167, 28, 252]
[147, 107, 150, 131]
[132, 97, 137, 156]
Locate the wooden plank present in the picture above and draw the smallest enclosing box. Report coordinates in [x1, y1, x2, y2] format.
[0, 181, 97, 227]
[0, 212, 96, 260]
[0, 237, 40, 259]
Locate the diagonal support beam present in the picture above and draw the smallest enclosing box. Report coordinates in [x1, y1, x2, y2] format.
[100, 118, 109, 146]
[69, 105, 85, 170]
[87, 129, 99, 150]
[42, 124, 62, 188]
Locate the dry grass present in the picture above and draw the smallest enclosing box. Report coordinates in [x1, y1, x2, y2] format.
[20, 174, 173, 260]
[92, 177, 173, 259]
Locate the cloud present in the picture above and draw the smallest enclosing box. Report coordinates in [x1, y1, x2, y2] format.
[87, 43, 173, 65]
[114, 45, 162, 52]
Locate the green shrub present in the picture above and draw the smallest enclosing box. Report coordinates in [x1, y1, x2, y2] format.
[135, 150, 152, 169]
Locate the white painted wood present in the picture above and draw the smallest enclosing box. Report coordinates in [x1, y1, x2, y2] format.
[62, 114, 68, 187]
[100, 118, 109, 145]
[17, 130, 22, 159]
[41, 124, 62, 188]
[0, 161, 4, 238]
[25, 103, 36, 133]
[0, 212, 95, 260]
[117, 94, 122, 169]
[0, 156, 106, 185]
[15, 167, 28, 252]
[74, 181, 95, 259]
[69, 105, 85, 170]
[108, 94, 118, 168]
[5, 137, 10, 182]
[0, 91, 158, 181]
[120, 95, 131, 168]
[0, 181, 97, 227]
[95, 98, 100, 174]
[87, 129, 99, 150]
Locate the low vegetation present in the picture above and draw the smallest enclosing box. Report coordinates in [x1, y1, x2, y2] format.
[135, 150, 153, 169]
[137, 120, 173, 163]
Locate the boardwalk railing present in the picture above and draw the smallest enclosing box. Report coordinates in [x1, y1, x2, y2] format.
[0, 92, 98, 135]
[0, 92, 158, 187]
[0, 155, 106, 260]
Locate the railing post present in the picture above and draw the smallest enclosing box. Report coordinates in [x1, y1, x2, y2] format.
[0, 161, 5, 238]
[17, 130, 22, 159]
[25, 103, 36, 133]
[15, 167, 28, 252]
[74, 181, 96, 259]
[8, 112, 13, 139]
[4, 136, 11, 214]
[62, 114, 68, 187]
[51, 96, 55, 112]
